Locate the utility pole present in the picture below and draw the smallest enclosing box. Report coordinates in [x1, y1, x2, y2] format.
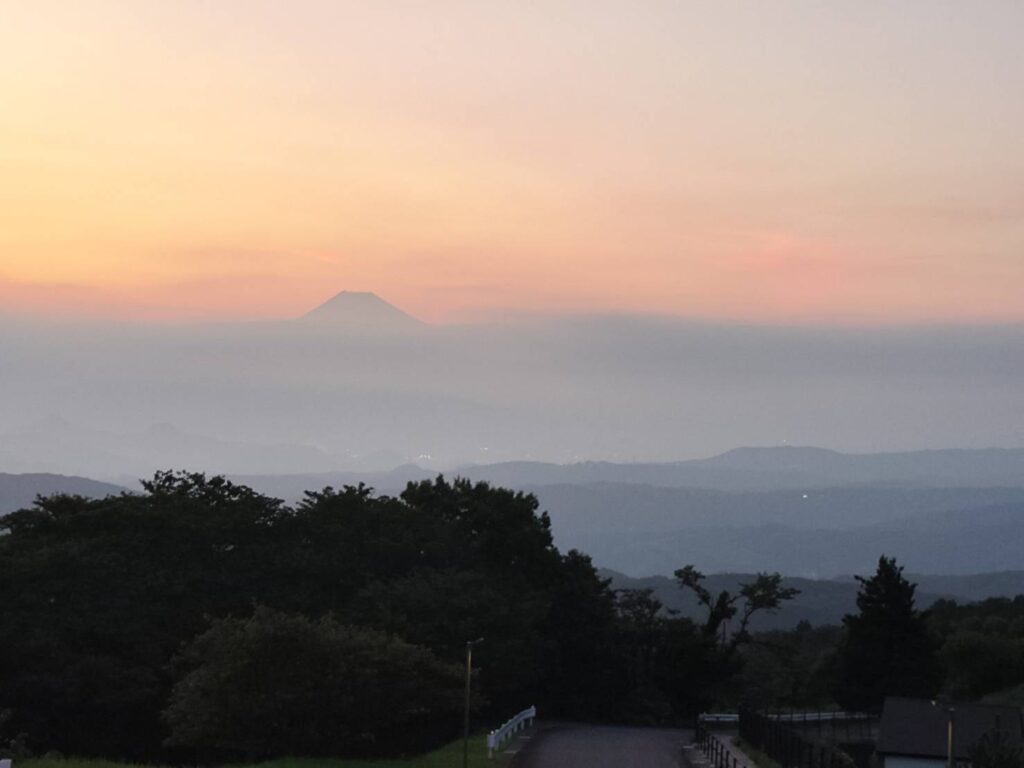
[463, 638, 484, 768]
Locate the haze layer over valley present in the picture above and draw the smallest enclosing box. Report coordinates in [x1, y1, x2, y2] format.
[3, 291, 1023, 478]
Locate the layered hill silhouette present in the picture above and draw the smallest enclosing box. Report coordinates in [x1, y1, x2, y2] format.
[562, 499, 1024, 578]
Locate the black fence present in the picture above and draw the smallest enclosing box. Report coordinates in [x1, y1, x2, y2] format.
[738, 708, 859, 768]
[694, 726, 748, 768]
[761, 710, 875, 743]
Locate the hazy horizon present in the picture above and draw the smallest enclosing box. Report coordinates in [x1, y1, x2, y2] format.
[9, 288, 1024, 330]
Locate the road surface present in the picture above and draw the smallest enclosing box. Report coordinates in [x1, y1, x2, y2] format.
[514, 724, 689, 768]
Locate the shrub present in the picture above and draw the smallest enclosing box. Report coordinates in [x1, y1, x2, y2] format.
[163, 608, 467, 759]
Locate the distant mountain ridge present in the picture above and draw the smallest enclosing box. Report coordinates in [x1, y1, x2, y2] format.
[692, 445, 1024, 487]
[10, 426, 1024, 491]
[0, 473, 126, 515]
[0, 419, 340, 478]
[468, 446, 1024, 489]
[229, 445, 1024, 498]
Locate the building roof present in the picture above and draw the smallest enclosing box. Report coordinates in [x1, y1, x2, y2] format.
[878, 697, 1024, 760]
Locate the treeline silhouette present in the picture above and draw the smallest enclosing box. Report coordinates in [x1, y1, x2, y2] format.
[0, 472, 756, 761]
[2, 474, 1014, 762]
[726, 561, 1024, 713]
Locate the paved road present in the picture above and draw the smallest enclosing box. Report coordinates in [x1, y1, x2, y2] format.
[515, 724, 690, 768]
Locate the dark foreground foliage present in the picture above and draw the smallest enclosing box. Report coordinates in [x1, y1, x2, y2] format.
[716, 557, 947, 713]
[23, 471, 965, 761]
[722, 558, 1024, 713]
[970, 730, 1024, 768]
[0, 473, 622, 759]
[929, 595, 1024, 701]
[6, 475, 1017, 761]
[1, 472, 789, 760]
[164, 609, 466, 759]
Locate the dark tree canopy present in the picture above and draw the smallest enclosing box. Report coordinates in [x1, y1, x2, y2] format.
[929, 596, 1024, 700]
[0, 472, 620, 759]
[1, 470, 886, 760]
[163, 608, 465, 759]
[674, 565, 799, 651]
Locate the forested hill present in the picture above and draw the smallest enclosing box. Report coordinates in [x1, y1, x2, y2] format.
[0, 472, 125, 515]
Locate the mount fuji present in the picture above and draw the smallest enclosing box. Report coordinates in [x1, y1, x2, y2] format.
[298, 291, 424, 333]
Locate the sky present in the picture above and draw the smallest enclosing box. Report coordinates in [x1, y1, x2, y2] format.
[2, 1, 1022, 324]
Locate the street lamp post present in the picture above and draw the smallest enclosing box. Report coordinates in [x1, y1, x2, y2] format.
[932, 700, 955, 768]
[463, 638, 484, 768]
[946, 707, 955, 768]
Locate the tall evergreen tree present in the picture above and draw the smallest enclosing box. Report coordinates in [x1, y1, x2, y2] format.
[833, 556, 943, 711]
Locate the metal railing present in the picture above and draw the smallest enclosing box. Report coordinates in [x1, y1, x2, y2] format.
[739, 707, 861, 768]
[487, 705, 536, 758]
[764, 710, 875, 724]
[700, 711, 874, 725]
[694, 726, 747, 768]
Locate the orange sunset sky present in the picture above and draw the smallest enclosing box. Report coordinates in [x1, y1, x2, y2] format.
[1, 1, 1022, 324]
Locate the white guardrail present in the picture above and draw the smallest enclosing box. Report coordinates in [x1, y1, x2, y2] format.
[487, 705, 536, 758]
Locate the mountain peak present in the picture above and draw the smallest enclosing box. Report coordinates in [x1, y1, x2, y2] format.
[299, 291, 423, 332]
